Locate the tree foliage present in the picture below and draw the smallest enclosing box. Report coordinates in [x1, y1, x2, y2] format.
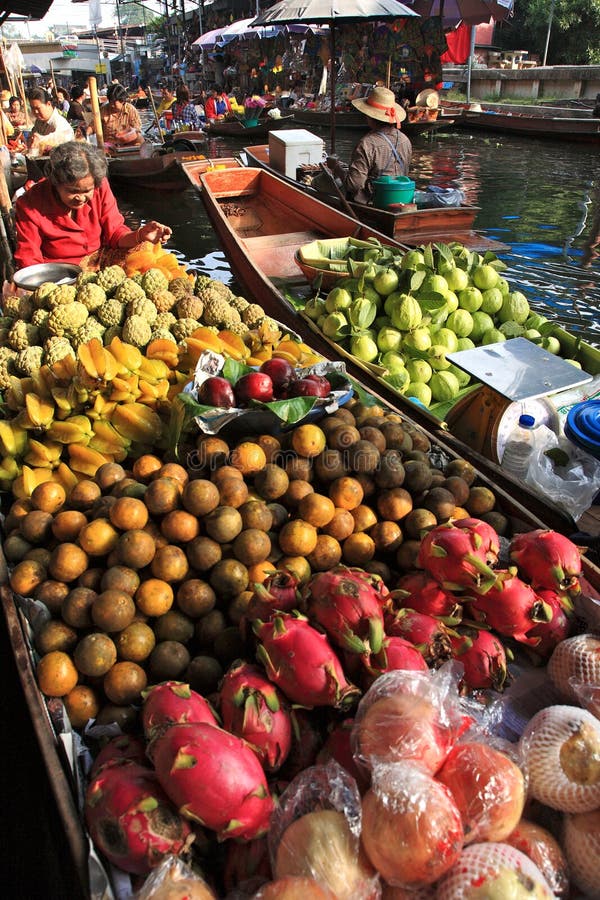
[495, 0, 600, 64]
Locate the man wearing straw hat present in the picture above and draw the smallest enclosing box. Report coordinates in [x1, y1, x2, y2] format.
[326, 85, 412, 206]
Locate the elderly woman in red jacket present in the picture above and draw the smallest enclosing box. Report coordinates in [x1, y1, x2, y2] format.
[14, 141, 171, 268]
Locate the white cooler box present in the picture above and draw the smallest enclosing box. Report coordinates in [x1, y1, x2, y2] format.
[268, 129, 324, 180]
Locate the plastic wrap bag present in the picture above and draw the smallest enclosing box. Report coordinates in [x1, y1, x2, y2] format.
[524, 423, 600, 521]
[267, 759, 379, 900]
[413, 186, 466, 208]
[361, 760, 464, 889]
[504, 819, 570, 898]
[134, 855, 216, 899]
[351, 664, 472, 774]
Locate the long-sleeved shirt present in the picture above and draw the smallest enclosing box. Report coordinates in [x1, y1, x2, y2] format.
[343, 126, 412, 205]
[205, 94, 232, 120]
[30, 108, 74, 151]
[100, 102, 141, 142]
[14, 177, 131, 268]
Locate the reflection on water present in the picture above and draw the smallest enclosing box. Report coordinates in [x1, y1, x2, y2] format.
[113, 127, 600, 345]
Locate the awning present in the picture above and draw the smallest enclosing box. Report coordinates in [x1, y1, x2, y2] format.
[0, 0, 53, 23]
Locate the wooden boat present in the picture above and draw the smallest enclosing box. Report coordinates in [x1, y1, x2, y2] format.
[290, 107, 455, 137]
[198, 166, 600, 532]
[107, 151, 205, 191]
[442, 100, 600, 143]
[180, 155, 244, 189]
[243, 143, 505, 252]
[203, 114, 295, 139]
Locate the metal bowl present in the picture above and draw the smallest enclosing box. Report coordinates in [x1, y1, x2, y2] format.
[13, 262, 82, 291]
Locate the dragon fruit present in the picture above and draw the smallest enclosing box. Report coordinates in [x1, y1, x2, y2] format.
[84, 760, 193, 875]
[89, 735, 148, 779]
[152, 722, 274, 841]
[254, 612, 361, 709]
[279, 709, 324, 781]
[450, 626, 508, 691]
[510, 529, 582, 595]
[417, 518, 499, 594]
[465, 569, 552, 646]
[384, 608, 454, 665]
[362, 635, 429, 689]
[142, 681, 219, 754]
[316, 719, 365, 788]
[301, 566, 386, 658]
[526, 589, 572, 658]
[244, 570, 301, 623]
[393, 571, 462, 620]
[219, 661, 292, 772]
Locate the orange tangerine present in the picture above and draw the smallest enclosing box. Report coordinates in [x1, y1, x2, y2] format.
[328, 476, 364, 511]
[350, 505, 378, 533]
[342, 532, 376, 566]
[376, 487, 413, 522]
[63, 685, 100, 729]
[280, 556, 312, 584]
[291, 424, 327, 458]
[278, 519, 318, 556]
[135, 578, 174, 616]
[321, 508, 356, 541]
[298, 492, 336, 528]
[256, 434, 282, 463]
[37, 650, 79, 697]
[246, 560, 277, 586]
[229, 442, 267, 476]
[109, 497, 149, 531]
[306, 534, 342, 571]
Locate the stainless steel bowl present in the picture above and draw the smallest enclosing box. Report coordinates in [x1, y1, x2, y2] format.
[12, 262, 82, 291]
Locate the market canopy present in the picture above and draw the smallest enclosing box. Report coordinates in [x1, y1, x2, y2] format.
[193, 18, 283, 49]
[252, 0, 420, 153]
[404, 0, 514, 27]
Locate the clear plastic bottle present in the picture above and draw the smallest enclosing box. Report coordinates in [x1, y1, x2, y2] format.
[501, 414, 537, 480]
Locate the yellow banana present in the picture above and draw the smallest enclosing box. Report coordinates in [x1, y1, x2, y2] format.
[68, 444, 112, 477]
[0, 421, 28, 458]
[24, 394, 56, 429]
[23, 439, 63, 469]
[107, 336, 143, 373]
[111, 402, 163, 445]
[47, 415, 93, 445]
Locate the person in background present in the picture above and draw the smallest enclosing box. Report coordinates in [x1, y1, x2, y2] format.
[28, 87, 74, 155]
[172, 84, 201, 130]
[7, 96, 26, 128]
[326, 85, 412, 205]
[67, 85, 87, 126]
[55, 88, 70, 116]
[14, 141, 171, 268]
[100, 83, 143, 149]
[156, 84, 175, 116]
[205, 84, 232, 121]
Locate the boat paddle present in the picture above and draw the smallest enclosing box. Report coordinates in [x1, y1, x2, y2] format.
[318, 163, 363, 235]
[148, 89, 165, 144]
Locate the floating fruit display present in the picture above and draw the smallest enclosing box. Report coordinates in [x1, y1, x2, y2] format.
[299, 240, 583, 407]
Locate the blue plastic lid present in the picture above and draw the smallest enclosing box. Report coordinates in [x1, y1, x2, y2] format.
[565, 400, 600, 459]
[519, 414, 535, 427]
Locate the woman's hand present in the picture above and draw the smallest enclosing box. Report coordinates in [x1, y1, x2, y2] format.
[138, 221, 172, 245]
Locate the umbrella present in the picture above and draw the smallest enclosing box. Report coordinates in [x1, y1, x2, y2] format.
[404, 0, 514, 27]
[252, 0, 421, 153]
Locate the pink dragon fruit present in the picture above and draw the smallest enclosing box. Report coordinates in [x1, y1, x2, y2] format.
[525, 589, 573, 658]
[142, 681, 219, 754]
[152, 722, 274, 841]
[316, 718, 366, 788]
[89, 735, 148, 779]
[219, 661, 292, 773]
[393, 571, 463, 620]
[384, 607, 454, 665]
[362, 635, 429, 689]
[301, 566, 386, 658]
[509, 529, 582, 595]
[243, 570, 301, 623]
[417, 518, 499, 594]
[254, 612, 361, 709]
[450, 627, 508, 691]
[465, 569, 552, 646]
[84, 760, 193, 875]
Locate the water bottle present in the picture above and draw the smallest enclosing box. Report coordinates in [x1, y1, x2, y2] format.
[501, 414, 537, 480]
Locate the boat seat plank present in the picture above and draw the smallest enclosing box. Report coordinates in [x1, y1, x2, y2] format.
[243, 230, 322, 251]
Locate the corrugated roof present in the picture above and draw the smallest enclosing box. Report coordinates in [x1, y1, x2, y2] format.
[0, 1, 54, 22]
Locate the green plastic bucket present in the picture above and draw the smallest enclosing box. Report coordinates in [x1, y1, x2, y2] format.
[371, 175, 416, 209]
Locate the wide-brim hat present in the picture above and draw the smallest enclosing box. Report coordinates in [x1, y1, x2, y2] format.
[351, 86, 406, 125]
[416, 88, 439, 109]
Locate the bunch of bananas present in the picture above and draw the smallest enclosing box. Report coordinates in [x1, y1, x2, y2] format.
[0, 337, 174, 497]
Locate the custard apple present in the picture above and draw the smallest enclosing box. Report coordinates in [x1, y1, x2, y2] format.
[150, 327, 177, 344]
[15, 346, 43, 376]
[44, 337, 76, 366]
[169, 276, 193, 299]
[171, 318, 201, 341]
[115, 279, 146, 305]
[48, 284, 77, 308]
[127, 297, 158, 325]
[75, 272, 98, 289]
[141, 268, 169, 297]
[241, 304, 265, 328]
[230, 295, 250, 314]
[32, 282, 59, 309]
[155, 312, 177, 329]
[150, 289, 176, 313]
[98, 299, 126, 327]
[8, 319, 39, 350]
[3, 293, 33, 320]
[97, 265, 127, 295]
[175, 296, 204, 320]
[122, 315, 152, 348]
[73, 319, 106, 349]
[103, 326, 123, 343]
[47, 302, 89, 337]
[77, 282, 107, 311]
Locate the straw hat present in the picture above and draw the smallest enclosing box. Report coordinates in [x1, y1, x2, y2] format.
[351, 85, 406, 125]
[416, 88, 439, 109]
[0, 90, 11, 102]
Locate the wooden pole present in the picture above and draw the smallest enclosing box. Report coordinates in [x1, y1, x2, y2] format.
[386, 56, 392, 90]
[49, 60, 59, 101]
[0, 166, 15, 283]
[87, 76, 104, 151]
[17, 68, 31, 128]
[0, 46, 16, 98]
[148, 86, 164, 142]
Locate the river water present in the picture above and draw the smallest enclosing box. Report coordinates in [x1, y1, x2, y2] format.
[113, 126, 600, 346]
